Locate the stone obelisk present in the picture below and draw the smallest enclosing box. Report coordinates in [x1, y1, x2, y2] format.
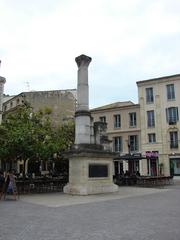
[63, 54, 118, 195]
[0, 61, 6, 124]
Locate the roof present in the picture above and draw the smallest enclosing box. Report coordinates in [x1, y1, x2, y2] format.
[136, 74, 180, 86]
[114, 153, 147, 161]
[3, 95, 15, 103]
[3, 89, 77, 104]
[91, 101, 139, 111]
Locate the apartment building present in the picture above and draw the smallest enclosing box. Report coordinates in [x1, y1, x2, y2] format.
[137, 74, 180, 176]
[91, 101, 141, 175]
[91, 74, 180, 177]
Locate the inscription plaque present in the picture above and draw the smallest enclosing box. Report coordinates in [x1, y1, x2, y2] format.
[89, 164, 108, 178]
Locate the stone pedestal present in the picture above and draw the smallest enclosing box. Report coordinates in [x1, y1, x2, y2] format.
[63, 145, 118, 195]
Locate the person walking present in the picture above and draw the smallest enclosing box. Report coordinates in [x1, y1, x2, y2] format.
[4, 170, 17, 200]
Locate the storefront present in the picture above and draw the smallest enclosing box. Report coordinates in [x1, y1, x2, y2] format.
[145, 151, 159, 176]
[114, 153, 145, 176]
[169, 155, 180, 176]
[114, 160, 123, 176]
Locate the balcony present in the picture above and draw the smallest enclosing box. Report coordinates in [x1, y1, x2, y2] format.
[170, 142, 178, 149]
[168, 117, 177, 125]
[169, 120, 177, 125]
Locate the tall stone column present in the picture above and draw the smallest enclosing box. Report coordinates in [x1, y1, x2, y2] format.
[75, 55, 92, 144]
[63, 54, 118, 195]
[0, 61, 6, 124]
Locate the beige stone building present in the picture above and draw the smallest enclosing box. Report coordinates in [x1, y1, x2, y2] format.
[91, 74, 180, 177]
[3, 89, 77, 126]
[91, 101, 141, 176]
[137, 74, 180, 176]
[2, 89, 77, 174]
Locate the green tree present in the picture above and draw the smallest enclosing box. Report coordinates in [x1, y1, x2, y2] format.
[0, 104, 75, 177]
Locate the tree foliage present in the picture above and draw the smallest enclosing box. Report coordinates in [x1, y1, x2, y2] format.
[0, 104, 74, 175]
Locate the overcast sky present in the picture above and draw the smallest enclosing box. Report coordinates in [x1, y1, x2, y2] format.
[0, 0, 180, 108]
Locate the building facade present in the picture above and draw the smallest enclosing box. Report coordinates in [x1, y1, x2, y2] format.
[3, 89, 77, 126]
[91, 74, 180, 177]
[137, 74, 180, 176]
[91, 101, 141, 176]
[2, 89, 77, 174]
[1, 72, 180, 176]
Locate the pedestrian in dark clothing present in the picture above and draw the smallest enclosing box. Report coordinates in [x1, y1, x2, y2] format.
[4, 170, 17, 200]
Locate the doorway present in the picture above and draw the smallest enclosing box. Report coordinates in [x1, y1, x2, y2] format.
[170, 158, 180, 176]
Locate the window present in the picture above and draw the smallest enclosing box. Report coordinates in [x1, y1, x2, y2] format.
[129, 112, 136, 127]
[146, 87, 154, 103]
[99, 116, 106, 122]
[129, 135, 138, 152]
[147, 110, 155, 127]
[170, 131, 178, 149]
[114, 114, 121, 128]
[167, 84, 175, 100]
[113, 136, 122, 152]
[148, 133, 156, 143]
[16, 98, 20, 105]
[166, 107, 179, 124]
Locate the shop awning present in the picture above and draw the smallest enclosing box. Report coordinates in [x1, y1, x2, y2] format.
[114, 153, 147, 161]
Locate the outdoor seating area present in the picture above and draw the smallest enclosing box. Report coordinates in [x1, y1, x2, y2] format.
[136, 176, 174, 187]
[12, 175, 175, 196]
[115, 175, 174, 187]
[16, 176, 68, 194]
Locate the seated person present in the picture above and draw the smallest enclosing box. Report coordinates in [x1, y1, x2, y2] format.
[124, 170, 130, 177]
[136, 170, 140, 177]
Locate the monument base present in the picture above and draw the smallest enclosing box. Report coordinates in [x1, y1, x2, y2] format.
[63, 145, 118, 195]
[63, 182, 118, 195]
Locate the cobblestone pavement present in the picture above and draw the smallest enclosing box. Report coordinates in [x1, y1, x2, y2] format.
[0, 183, 180, 240]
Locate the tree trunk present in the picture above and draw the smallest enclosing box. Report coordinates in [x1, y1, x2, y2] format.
[23, 159, 26, 180]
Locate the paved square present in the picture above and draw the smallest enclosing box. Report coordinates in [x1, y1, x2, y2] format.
[0, 183, 180, 240]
